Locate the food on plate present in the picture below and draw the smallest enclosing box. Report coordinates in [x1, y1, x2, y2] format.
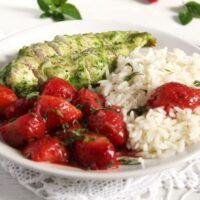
[0, 78, 126, 169]
[0, 31, 156, 96]
[98, 47, 200, 158]
[1, 30, 200, 171]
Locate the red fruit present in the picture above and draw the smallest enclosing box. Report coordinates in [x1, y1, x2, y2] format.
[0, 84, 17, 109]
[42, 77, 77, 102]
[147, 82, 200, 112]
[148, 0, 158, 3]
[74, 134, 118, 170]
[3, 98, 36, 119]
[0, 113, 46, 148]
[88, 106, 127, 146]
[22, 136, 68, 164]
[74, 88, 105, 116]
[35, 95, 82, 130]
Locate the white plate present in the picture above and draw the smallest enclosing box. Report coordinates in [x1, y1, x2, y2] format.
[0, 20, 200, 180]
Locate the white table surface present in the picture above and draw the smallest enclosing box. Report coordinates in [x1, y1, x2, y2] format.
[0, 0, 200, 199]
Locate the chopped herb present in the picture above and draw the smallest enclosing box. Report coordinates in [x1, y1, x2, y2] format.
[51, 108, 63, 117]
[124, 72, 143, 81]
[62, 137, 75, 146]
[83, 135, 90, 143]
[76, 104, 86, 110]
[164, 68, 173, 73]
[26, 91, 39, 100]
[81, 118, 88, 129]
[107, 161, 114, 168]
[70, 128, 86, 137]
[90, 107, 99, 114]
[118, 157, 142, 166]
[128, 105, 148, 116]
[90, 106, 121, 114]
[62, 122, 69, 130]
[142, 89, 148, 94]
[194, 80, 200, 87]
[37, 0, 82, 21]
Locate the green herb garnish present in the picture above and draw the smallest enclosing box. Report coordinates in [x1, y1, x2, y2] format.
[178, 1, 200, 25]
[62, 122, 69, 131]
[51, 108, 64, 117]
[26, 91, 39, 100]
[194, 80, 200, 87]
[128, 105, 148, 116]
[37, 0, 82, 21]
[118, 157, 142, 166]
[124, 72, 143, 81]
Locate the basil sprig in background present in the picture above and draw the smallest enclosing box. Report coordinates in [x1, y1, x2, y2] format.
[179, 1, 200, 25]
[37, 0, 82, 21]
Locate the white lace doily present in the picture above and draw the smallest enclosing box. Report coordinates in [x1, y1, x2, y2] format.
[1, 155, 200, 200]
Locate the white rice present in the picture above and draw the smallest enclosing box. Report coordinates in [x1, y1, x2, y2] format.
[98, 47, 200, 158]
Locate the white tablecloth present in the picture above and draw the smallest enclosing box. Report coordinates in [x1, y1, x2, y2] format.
[0, 0, 200, 199]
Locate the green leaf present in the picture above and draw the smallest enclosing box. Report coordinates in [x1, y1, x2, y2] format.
[194, 80, 200, 87]
[26, 91, 40, 100]
[37, 0, 53, 12]
[118, 157, 142, 166]
[61, 3, 82, 20]
[186, 1, 200, 17]
[52, 12, 65, 21]
[40, 12, 51, 18]
[124, 72, 143, 81]
[53, 0, 67, 7]
[128, 105, 148, 116]
[179, 11, 193, 25]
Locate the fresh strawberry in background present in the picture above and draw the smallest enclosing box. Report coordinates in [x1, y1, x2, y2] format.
[74, 88, 105, 116]
[42, 77, 78, 102]
[22, 136, 69, 164]
[73, 133, 118, 170]
[0, 113, 46, 148]
[148, 0, 158, 3]
[88, 106, 128, 146]
[35, 95, 82, 130]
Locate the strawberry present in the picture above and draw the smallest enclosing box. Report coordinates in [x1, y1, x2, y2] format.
[147, 82, 200, 112]
[74, 88, 105, 116]
[0, 84, 17, 112]
[35, 95, 82, 130]
[148, 0, 158, 3]
[88, 106, 128, 146]
[0, 113, 46, 148]
[42, 77, 77, 102]
[73, 134, 118, 169]
[3, 97, 36, 119]
[22, 136, 68, 164]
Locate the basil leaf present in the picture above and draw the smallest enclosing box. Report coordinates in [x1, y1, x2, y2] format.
[52, 12, 65, 21]
[53, 0, 67, 7]
[179, 11, 193, 25]
[61, 3, 82, 20]
[186, 1, 200, 17]
[40, 12, 51, 18]
[37, 0, 53, 12]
